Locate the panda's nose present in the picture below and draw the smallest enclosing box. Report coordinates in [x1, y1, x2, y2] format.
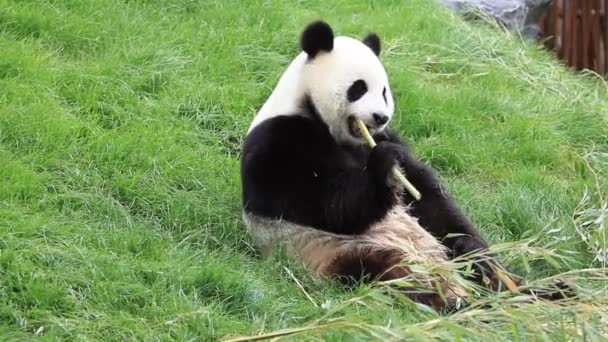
[373, 113, 389, 126]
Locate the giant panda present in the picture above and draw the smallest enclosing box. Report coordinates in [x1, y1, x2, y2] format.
[240, 21, 565, 310]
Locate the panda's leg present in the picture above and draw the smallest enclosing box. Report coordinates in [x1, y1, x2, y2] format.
[374, 131, 488, 248]
[371, 136, 575, 298]
[277, 213, 470, 310]
[324, 246, 465, 311]
[369, 139, 518, 290]
[368, 140, 490, 251]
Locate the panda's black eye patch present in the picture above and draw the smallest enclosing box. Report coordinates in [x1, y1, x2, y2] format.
[382, 87, 387, 104]
[347, 79, 367, 102]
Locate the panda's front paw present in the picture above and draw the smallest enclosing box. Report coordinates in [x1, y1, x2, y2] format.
[452, 235, 488, 257]
[367, 142, 403, 186]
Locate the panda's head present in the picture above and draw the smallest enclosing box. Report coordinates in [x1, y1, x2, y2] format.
[300, 21, 394, 145]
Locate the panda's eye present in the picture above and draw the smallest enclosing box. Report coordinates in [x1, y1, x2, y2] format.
[382, 87, 387, 104]
[347, 79, 367, 102]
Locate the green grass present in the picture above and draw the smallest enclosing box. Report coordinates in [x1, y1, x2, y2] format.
[0, 0, 607, 340]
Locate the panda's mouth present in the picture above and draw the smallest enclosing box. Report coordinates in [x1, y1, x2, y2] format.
[347, 116, 373, 138]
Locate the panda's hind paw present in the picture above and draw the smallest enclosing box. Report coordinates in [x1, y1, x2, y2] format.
[520, 279, 577, 301]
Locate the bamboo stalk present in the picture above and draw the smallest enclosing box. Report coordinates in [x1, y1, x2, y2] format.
[355, 119, 421, 200]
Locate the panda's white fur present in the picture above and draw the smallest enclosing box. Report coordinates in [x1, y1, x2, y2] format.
[243, 202, 451, 280]
[241, 21, 472, 310]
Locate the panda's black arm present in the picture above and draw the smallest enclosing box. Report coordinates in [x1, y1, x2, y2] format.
[375, 130, 549, 290]
[374, 129, 489, 253]
[320, 166, 396, 235]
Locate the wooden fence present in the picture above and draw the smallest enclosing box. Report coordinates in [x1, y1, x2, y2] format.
[538, 0, 608, 76]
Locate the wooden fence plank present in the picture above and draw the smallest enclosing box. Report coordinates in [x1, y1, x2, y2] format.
[582, 0, 591, 70]
[593, 0, 603, 75]
[571, 0, 578, 67]
[552, 1, 559, 55]
[563, 0, 571, 63]
[605, 0, 608, 74]
[557, 0, 564, 58]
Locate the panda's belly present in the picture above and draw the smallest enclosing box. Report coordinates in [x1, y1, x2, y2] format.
[243, 201, 448, 276]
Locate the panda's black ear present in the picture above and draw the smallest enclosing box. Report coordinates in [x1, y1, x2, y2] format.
[300, 20, 334, 58]
[362, 33, 381, 56]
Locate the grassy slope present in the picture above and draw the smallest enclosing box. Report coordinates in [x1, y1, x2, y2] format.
[0, 0, 606, 340]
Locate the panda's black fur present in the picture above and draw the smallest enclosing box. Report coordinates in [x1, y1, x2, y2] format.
[241, 21, 572, 310]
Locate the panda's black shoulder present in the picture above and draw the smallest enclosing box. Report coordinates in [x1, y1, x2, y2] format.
[240, 114, 340, 218]
[242, 115, 333, 159]
[244, 115, 324, 147]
